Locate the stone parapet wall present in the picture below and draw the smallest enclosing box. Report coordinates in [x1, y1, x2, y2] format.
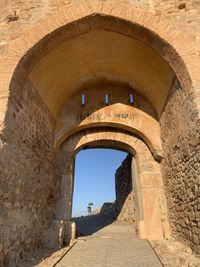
[115, 154, 135, 225]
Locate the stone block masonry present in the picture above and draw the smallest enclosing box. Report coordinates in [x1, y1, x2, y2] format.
[0, 79, 59, 266]
[115, 154, 136, 226]
[160, 80, 200, 254]
[0, 0, 200, 265]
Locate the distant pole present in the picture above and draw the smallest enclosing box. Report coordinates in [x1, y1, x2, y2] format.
[87, 206, 91, 214]
[87, 202, 93, 215]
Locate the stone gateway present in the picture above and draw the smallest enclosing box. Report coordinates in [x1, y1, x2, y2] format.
[0, 0, 200, 266]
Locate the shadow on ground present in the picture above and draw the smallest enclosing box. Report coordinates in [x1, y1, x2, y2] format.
[73, 209, 117, 237]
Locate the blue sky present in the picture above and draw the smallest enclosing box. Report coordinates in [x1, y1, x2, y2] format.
[72, 148, 127, 217]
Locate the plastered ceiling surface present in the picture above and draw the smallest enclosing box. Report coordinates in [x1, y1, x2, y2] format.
[29, 30, 175, 117]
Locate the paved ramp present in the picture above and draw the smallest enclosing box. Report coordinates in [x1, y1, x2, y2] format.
[56, 214, 162, 267]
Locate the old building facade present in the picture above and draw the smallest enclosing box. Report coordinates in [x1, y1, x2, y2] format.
[0, 0, 200, 266]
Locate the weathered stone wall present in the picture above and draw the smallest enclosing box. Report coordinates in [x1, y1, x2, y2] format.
[115, 154, 135, 225]
[0, 0, 200, 51]
[160, 80, 200, 254]
[0, 0, 199, 264]
[0, 79, 58, 266]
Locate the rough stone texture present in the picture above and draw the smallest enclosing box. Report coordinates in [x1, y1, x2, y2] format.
[20, 241, 77, 267]
[160, 80, 200, 254]
[151, 239, 200, 267]
[0, 0, 200, 265]
[0, 0, 200, 49]
[115, 154, 136, 225]
[0, 79, 58, 266]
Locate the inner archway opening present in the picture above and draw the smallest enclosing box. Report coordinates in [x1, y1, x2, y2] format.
[72, 147, 138, 238]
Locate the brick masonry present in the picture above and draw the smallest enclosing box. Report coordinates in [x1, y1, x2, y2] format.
[0, 0, 200, 48]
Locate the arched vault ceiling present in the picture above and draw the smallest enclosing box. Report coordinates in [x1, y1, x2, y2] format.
[29, 30, 175, 117]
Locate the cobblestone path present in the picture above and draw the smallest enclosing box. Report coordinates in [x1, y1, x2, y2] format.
[56, 213, 162, 267]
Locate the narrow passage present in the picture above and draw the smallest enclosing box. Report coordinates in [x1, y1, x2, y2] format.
[56, 213, 162, 267]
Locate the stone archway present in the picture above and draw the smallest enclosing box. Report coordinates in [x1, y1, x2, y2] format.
[1, 0, 199, 124]
[0, 0, 200, 265]
[54, 127, 170, 247]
